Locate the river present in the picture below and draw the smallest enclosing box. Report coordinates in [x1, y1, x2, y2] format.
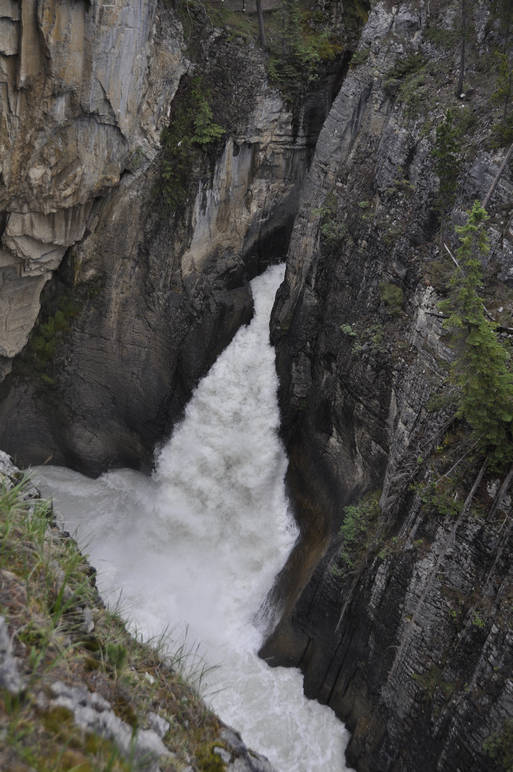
[33, 264, 351, 772]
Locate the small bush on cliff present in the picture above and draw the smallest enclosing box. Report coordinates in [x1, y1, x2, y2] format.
[383, 53, 426, 99]
[440, 201, 513, 468]
[380, 282, 404, 316]
[160, 76, 225, 211]
[334, 492, 381, 574]
[315, 192, 347, 245]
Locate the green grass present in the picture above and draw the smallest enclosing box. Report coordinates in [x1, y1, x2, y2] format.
[0, 472, 228, 771]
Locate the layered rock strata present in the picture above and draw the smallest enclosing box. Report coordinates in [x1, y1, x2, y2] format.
[264, 2, 513, 770]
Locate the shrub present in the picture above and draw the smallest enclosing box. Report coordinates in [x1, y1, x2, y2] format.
[160, 76, 225, 210]
[336, 492, 381, 572]
[380, 282, 404, 316]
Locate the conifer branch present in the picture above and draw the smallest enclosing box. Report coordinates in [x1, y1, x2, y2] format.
[442, 241, 513, 335]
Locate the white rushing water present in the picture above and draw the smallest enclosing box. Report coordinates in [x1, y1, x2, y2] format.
[32, 264, 351, 771]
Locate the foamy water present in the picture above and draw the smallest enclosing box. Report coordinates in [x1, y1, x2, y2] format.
[33, 264, 351, 771]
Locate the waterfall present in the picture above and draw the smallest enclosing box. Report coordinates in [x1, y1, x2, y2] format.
[33, 264, 352, 771]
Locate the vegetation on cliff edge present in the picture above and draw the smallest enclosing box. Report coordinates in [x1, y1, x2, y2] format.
[0, 467, 237, 771]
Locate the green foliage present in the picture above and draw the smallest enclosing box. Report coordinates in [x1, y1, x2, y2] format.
[197, 743, 227, 771]
[350, 45, 370, 67]
[415, 480, 461, 517]
[454, 105, 478, 136]
[105, 643, 128, 675]
[340, 323, 357, 337]
[160, 76, 225, 210]
[352, 323, 386, 354]
[398, 70, 429, 116]
[191, 100, 225, 146]
[383, 53, 426, 99]
[24, 291, 80, 381]
[440, 201, 513, 468]
[199, 0, 257, 42]
[380, 282, 403, 316]
[315, 192, 346, 245]
[471, 612, 485, 629]
[433, 110, 461, 215]
[492, 51, 513, 118]
[336, 492, 380, 572]
[489, 49, 513, 147]
[490, 0, 513, 43]
[490, 114, 513, 148]
[412, 665, 456, 702]
[267, 0, 343, 102]
[488, 0, 513, 147]
[424, 26, 458, 48]
[483, 719, 513, 771]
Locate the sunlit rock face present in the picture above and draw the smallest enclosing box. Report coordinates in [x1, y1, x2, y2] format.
[0, 0, 185, 362]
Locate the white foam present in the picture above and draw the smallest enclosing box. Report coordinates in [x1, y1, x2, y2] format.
[32, 264, 352, 771]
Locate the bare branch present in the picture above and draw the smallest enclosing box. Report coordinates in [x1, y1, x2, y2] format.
[443, 242, 463, 272]
[482, 141, 513, 210]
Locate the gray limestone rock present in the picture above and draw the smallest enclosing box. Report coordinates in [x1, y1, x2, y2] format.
[0, 616, 24, 694]
[50, 680, 173, 769]
[147, 710, 169, 739]
[264, 1, 513, 771]
[221, 727, 275, 771]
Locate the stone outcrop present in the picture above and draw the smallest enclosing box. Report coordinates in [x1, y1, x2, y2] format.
[0, 0, 186, 366]
[0, 614, 24, 694]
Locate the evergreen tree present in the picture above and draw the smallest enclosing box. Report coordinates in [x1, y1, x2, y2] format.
[455, 0, 467, 97]
[493, 50, 513, 121]
[440, 201, 513, 467]
[433, 109, 460, 215]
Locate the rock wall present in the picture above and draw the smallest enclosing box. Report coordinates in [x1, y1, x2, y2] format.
[263, 1, 513, 770]
[0, 0, 340, 473]
[1, 0, 512, 769]
[0, 0, 184, 363]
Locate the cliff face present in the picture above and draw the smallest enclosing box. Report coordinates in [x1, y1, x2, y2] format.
[0, 0, 183, 363]
[263, 1, 513, 770]
[1, 0, 512, 770]
[0, 0, 341, 473]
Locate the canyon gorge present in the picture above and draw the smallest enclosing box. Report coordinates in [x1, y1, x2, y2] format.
[0, 0, 512, 770]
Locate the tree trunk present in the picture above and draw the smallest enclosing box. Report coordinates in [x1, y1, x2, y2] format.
[456, 0, 466, 97]
[482, 141, 513, 209]
[256, 0, 267, 49]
